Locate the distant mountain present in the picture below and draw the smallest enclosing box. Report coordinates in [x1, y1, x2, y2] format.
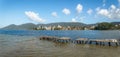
[2, 23, 37, 30]
[3, 24, 18, 30]
[2, 22, 120, 30]
[42, 22, 86, 27]
[111, 22, 120, 25]
[87, 22, 120, 27]
[2, 22, 86, 30]
[18, 23, 37, 29]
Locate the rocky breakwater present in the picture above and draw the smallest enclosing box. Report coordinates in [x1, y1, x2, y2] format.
[39, 36, 120, 46]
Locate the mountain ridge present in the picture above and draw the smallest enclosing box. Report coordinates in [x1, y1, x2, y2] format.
[1, 22, 120, 30]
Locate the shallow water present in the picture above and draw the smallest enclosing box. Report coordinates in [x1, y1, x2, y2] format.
[0, 30, 120, 39]
[0, 30, 120, 57]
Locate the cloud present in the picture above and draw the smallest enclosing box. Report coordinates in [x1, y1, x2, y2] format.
[110, 5, 116, 9]
[103, 0, 106, 7]
[62, 8, 71, 15]
[51, 12, 58, 17]
[119, 0, 120, 3]
[96, 7, 100, 11]
[72, 16, 85, 22]
[97, 4, 120, 19]
[72, 18, 77, 22]
[87, 9, 93, 15]
[76, 4, 83, 13]
[118, 0, 120, 8]
[25, 11, 45, 22]
[97, 9, 109, 16]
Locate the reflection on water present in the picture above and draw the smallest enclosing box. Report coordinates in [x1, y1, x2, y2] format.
[1, 34, 120, 57]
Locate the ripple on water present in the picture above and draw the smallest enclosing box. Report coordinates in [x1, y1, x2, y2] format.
[0, 35, 120, 57]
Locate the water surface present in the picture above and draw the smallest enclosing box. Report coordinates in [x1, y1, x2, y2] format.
[0, 30, 120, 57]
[0, 30, 120, 39]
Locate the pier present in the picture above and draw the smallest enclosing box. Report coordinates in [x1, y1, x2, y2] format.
[56, 37, 71, 43]
[39, 36, 120, 46]
[39, 36, 58, 41]
[88, 39, 119, 46]
[75, 38, 88, 44]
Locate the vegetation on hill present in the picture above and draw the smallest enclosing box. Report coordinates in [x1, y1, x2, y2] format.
[94, 22, 114, 30]
[94, 22, 120, 30]
[1, 22, 120, 30]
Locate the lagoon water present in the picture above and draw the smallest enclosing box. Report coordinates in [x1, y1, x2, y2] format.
[0, 30, 120, 57]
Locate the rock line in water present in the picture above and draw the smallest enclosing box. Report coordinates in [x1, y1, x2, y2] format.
[39, 36, 120, 46]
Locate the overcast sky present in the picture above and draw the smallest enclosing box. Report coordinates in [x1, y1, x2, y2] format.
[0, 0, 120, 27]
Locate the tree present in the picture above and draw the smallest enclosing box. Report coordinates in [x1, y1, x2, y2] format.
[95, 22, 114, 30]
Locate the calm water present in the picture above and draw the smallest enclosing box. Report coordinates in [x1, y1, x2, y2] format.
[0, 30, 120, 57]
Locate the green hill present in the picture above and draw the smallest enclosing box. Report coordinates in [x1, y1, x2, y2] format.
[2, 22, 120, 30]
[2, 22, 86, 30]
